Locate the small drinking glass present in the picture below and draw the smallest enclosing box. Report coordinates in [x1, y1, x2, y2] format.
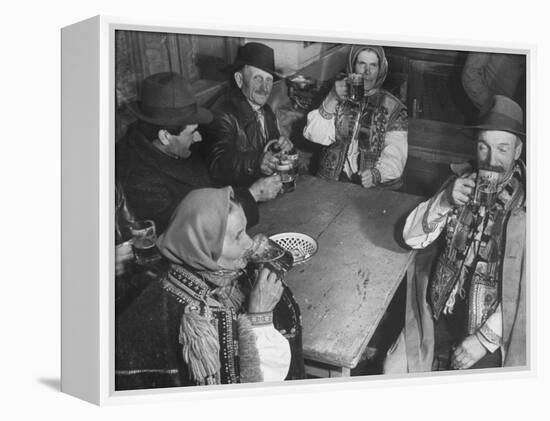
[130, 220, 161, 265]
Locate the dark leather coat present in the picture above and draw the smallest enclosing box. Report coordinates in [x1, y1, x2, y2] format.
[201, 89, 280, 187]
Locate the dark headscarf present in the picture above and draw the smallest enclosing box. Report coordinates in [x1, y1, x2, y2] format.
[156, 187, 233, 271]
[346, 45, 388, 92]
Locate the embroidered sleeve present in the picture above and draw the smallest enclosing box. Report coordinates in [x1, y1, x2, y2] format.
[371, 167, 382, 185]
[252, 324, 291, 382]
[403, 188, 453, 249]
[247, 312, 273, 326]
[318, 102, 335, 120]
[240, 312, 291, 382]
[374, 130, 407, 183]
[476, 304, 503, 353]
[303, 109, 336, 146]
[388, 107, 408, 131]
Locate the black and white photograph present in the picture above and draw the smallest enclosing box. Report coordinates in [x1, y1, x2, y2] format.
[112, 29, 527, 390]
[5, 0, 549, 418]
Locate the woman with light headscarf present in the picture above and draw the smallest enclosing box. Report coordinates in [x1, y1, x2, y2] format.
[303, 45, 408, 189]
[115, 187, 304, 389]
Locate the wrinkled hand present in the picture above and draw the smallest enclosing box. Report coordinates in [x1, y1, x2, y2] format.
[248, 174, 282, 202]
[360, 170, 374, 188]
[275, 136, 294, 153]
[447, 173, 476, 207]
[451, 334, 487, 370]
[260, 150, 279, 175]
[248, 267, 284, 313]
[333, 79, 348, 101]
[115, 241, 134, 276]
[264, 136, 294, 154]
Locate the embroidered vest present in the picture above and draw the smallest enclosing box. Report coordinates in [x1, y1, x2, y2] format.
[429, 166, 525, 335]
[161, 265, 244, 385]
[317, 89, 406, 181]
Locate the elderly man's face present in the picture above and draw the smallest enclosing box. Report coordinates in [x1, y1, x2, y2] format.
[354, 50, 380, 91]
[476, 130, 522, 180]
[235, 65, 273, 107]
[218, 202, 253, 270]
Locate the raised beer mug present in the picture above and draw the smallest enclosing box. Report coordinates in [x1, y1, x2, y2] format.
[346, 73, 364, 103]
[473, 166, 503, 208]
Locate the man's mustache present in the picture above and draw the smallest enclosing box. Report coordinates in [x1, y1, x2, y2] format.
[478, 163, 505, 173]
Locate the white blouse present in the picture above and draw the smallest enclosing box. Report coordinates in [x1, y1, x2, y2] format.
[252, 324, 291, 381]
[303, 109, 408, 182]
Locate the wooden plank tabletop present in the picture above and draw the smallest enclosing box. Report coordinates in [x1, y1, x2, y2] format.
[250, 175, 425, 368]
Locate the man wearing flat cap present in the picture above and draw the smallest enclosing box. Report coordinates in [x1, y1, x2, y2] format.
[201, 42, 293, 200]
[116, 72, 262, 235]
[385, 95, 527, 372]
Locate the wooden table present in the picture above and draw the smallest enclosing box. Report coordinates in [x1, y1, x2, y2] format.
[250, 175, 425, 377]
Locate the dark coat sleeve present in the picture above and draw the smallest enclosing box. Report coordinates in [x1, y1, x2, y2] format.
[233, 187, 259, 229]
[115, 281, 193, 390]
[202, 110, 264, 187]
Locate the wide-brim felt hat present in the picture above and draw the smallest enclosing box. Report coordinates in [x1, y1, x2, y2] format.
[225, 42, 281, 80]
[464, 94, 525, 138]
[127, 72, 213, 127]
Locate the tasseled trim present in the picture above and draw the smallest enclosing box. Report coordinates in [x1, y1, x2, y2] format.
[237, 314, 263, 383]
[443, 281, 460, 315]
[443, 266, 469, 316]
[179, 311, 220, 385]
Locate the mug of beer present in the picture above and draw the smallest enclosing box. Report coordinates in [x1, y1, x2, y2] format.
[246, 233, 293, 275]
[130, 220, 161, 265]
[473, 166, 503, 208]
[346, 73, 364, 102]
[276, 152, 299, 193]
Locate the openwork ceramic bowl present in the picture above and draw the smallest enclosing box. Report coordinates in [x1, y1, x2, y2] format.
[269, 232, 318, 265]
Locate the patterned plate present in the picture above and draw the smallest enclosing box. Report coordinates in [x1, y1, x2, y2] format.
[269, 232, 318, 265]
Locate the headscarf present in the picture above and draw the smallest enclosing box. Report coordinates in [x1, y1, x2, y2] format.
[346, 45, 388, 92]
[156, 187, 233, 271]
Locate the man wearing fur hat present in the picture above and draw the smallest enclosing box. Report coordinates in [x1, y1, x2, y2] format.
[385, 95, 526, 372]
[303, 45, 408, 189]
[201, 42, 292, 198]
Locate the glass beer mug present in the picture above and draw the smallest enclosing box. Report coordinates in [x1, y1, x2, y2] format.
[246, 233, 293, 275]
[473, 166, 503, 208]
[276, 152, 299, 194]
[130, 219, 161, 266]
[346, 73, 364, 103]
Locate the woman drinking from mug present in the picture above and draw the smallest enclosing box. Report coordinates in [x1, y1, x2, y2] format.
[115, 187, 304, 390]
[303, 45, 408, 190]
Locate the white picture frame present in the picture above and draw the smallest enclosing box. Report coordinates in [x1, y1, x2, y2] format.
[61, 15, 533, 405]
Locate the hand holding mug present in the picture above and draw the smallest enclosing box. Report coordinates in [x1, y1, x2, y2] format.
[115, 241, 135, 276]
[260, 149, 279, 175]
[446, 173, 476, 207]
[248, 267, 284, 313]
[332, 79, 348, 101]
[249, 174, 282, 202]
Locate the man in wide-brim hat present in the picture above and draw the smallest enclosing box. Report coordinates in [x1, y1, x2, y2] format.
[385, 95, 527, 373]
[116, 72, 261, 237]
[200, 42, 294, 200]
